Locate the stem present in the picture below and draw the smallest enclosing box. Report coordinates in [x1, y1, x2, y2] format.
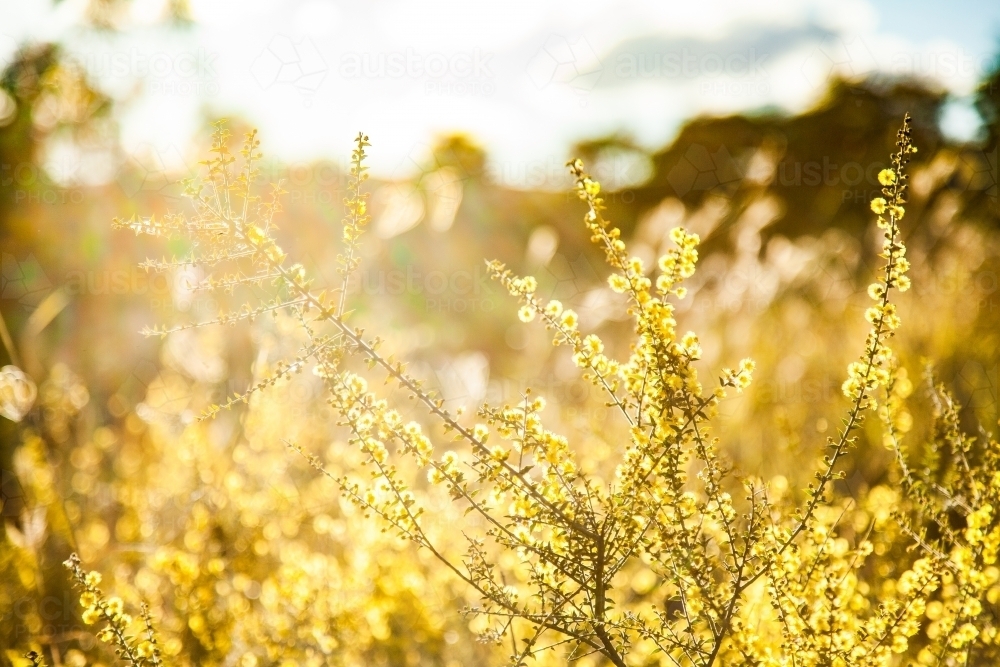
[0, 307, 20, 367]
[593, 534, 629, 667]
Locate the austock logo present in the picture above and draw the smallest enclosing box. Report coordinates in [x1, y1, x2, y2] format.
[339, 47, 495, 97]
[112, 357, 190, 423]
[429, 352, 490, 411]
[953, 146, 998, 206]
[957, 360, 999, 412]
[384, 140, 478, 235]
[800, 36, 877, 88]
[1, 468, 52, 561]
[0, 45, 13, 129]
[541, 253, 601, 304]
[2, 161, 86, 206]
[0, 32, 17, 75]
[537, 252, 634, 328]
[613, 48, 770, 80]
[611, 44, 771, 97]
[0, 253, 52, 310]
[116, 142, 192, 199]
[74, 45, 220, 97]
[340, 48, 494, 79]
[251, 35, 328, 104]
[666, 144, 744, 197]
[1, 468, 26, 518]
[801, 33, 999, 92]
[526, 35, 603, 104]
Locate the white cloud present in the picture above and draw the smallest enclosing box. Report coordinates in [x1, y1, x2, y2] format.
[4, 0, 998, 183]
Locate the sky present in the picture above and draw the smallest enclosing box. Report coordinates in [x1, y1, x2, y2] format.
[1, 0, 999, 186]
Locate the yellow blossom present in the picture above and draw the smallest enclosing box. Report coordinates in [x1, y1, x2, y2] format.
[544, 300, 563, 317]
[608, 274, 629, 293]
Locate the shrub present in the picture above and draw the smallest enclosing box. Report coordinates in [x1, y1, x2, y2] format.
[44, 114, 1000, 666]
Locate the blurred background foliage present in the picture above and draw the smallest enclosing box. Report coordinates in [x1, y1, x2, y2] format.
[1, 3, 999, 665]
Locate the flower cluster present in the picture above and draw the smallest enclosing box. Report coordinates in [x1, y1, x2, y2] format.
[880, 371, 1000, 664]
[842, 115, 916, 406]
[64, 553, 160, 666]
[85, 114, 1000, 667]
